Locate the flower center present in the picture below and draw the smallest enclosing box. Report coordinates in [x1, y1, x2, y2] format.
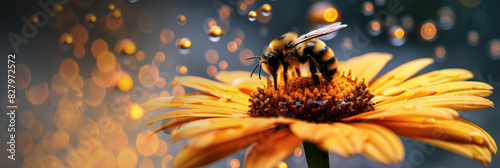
[248, 71, 375, 123]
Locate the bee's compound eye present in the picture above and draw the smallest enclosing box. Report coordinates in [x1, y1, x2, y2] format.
[267, 53, 276, 59]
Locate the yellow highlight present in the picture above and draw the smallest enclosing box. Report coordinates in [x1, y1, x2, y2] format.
[65, 36, 73, 44]
[113, 9, 122, 18]
[323, 7, 338, 22]
[278, 162, 288, 168]
[394, 28, 405, 38]
[261, 4, 272, 12]
[248, 11, 257, 18]
[118, 74, 133, 91]
[128, 104, 144, 120]
[108, 4, 115, 11]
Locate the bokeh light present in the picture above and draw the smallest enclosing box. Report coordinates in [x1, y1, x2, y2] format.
[467, 30, 480, 46]
[128, 104, 144, 120]
[435, 45, 447, 62]
[367, 19, 382, 36]
[437, 7, 455, 30]
[420, 21, 438, 41]
[489, 39, 500, 60]
[389, 26, 406, 46]
[362, 1, 375, 16]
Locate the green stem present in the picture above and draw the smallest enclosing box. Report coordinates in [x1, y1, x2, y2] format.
[303, 142, 330, 168]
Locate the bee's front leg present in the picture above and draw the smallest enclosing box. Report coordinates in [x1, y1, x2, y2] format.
[308, 56, 325, 96]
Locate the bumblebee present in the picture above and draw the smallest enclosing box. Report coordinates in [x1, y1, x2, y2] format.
[247, 22, 347, 90]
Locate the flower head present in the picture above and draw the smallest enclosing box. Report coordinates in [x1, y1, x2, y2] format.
[142, 53, 496, 168]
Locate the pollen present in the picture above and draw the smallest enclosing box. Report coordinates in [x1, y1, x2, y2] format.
[249, 71, 375, 123]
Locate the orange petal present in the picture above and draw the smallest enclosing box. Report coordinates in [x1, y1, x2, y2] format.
[370, 58, 434, 94]
[343, 106, 459, 122]
[408, 136, 493, 165]
[341, 53, 392, 82]
[173, 130, 274, 168]
[376, 87, 438, 105]
[146, 108, 247, 126]
[171, 76, 250, 105]
[368, 118, 494, 148]
[376, 95, 494, 111]
[170, 117, 296, 141]
[395, 69, 473, 90]
[189, 124, 277, 149]
[245, 128, 302, 168]
[351, 123, 404, 162]
[149, 116, 226, 138]
[141, 95, 249, 111]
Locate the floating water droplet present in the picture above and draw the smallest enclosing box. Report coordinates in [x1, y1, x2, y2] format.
[248, 11, 257, 21]
[261, 4, 272, 16]
[59, 33, 73, 50]
[362, 1, 375, 16]
[176, 38, 191, 54]
[177, 15, 186, 25]
[207, 25, 224, 42]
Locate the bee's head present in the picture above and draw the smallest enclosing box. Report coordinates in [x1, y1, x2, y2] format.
[261, 52, 280, 75]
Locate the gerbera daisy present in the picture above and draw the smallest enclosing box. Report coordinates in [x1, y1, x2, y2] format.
[142, 53, 496, 168]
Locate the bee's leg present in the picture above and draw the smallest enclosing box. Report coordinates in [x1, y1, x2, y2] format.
[272, 73, 278, 91]
[283, 64, 288, 89]
[308, 56, 325, 95]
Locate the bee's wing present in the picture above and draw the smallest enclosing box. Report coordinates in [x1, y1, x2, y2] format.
[290, 22, 347, 47]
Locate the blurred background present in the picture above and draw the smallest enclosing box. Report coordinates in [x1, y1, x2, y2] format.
[0, 0, 499, 167]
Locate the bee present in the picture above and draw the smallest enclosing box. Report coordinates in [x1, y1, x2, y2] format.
[247, 22, 347, 91]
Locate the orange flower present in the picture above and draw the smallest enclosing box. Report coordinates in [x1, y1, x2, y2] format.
[143, 53, 496, 168]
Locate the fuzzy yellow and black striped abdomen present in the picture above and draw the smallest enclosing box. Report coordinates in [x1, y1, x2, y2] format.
[297, 39, 338, 81]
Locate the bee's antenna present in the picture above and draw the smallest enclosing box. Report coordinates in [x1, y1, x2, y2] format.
[246, 56, 261, 60]
[250, 61, 262, 78]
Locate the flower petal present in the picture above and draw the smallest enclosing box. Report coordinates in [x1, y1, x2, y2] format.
[290, 122, 404, 164]
[395, 69, 473, 90]
[290, 122, 353, 157]
[171, 76, 250, 105]
[368, 118, 495, 150]
[341, 53, 392, 82]
[146, 108, 247, 126]
[343, 105, 459, 122]
[409, 136, 493, 165]
[376, 95, 494, 111]
[173, 130, 274, 168]
[189, 124, 278, 149]
[245, 128, 302, 168]
[370, 58, 434, 94]
[141, 95, 250, 111]
[351, 123, 404, 162]
[170, 117, 297, 141]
